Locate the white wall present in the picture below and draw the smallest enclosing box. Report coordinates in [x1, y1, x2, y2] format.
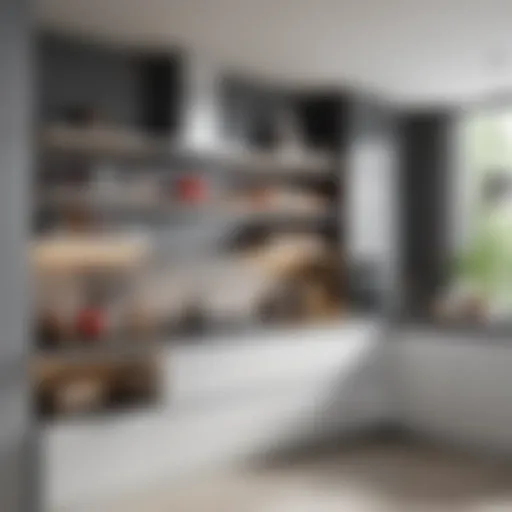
[45, 319, 389, 511]
[394, 329, 512, 455]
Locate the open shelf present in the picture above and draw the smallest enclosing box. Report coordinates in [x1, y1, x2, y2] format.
[35, 336, 159, 358]
[33, 353, 159, 422]
[32, 234, 151, 274]
[33, 33, 358, 423]
[41, 125, 336, 176]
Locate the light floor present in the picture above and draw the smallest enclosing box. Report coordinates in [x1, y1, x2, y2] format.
[70, 441, 512, 512]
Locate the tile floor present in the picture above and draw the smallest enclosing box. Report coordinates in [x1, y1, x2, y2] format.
[67, 441, 512, 512]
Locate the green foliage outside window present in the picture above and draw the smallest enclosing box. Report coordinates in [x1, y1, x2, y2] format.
[455, 112, 512, 307]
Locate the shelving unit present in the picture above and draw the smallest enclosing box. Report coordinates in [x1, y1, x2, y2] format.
[33, 32, 188, 421]
[34, 126, 342, 412]
[34, 31, 367, 422]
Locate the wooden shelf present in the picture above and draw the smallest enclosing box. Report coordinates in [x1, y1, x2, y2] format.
[225, 205, 335, 222]
[35, 339, 158, 360]
[38, 200, 212, 227]
[41, 124, 168, 163]
[41, 125, 336, 176]
[33, 352, 159, 422]
[32, 234, 150, 273]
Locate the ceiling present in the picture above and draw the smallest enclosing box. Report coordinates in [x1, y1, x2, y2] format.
[37, 0, 512, 106]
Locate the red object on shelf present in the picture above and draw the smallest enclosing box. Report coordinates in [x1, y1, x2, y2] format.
[175, 176, 207, 204]
[76, 308, 106, 340]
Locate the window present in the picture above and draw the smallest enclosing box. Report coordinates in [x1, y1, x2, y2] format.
[441, 109, 512, 322]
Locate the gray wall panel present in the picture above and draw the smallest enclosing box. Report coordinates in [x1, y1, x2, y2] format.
[0, 0, 32, 510]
